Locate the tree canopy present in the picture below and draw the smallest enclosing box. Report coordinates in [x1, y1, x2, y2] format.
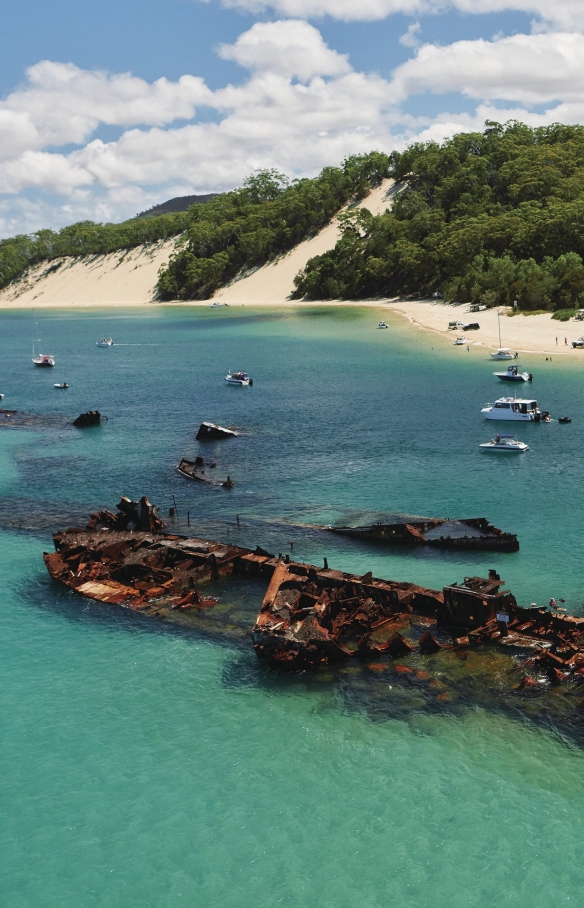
[292, 122, 584, 312]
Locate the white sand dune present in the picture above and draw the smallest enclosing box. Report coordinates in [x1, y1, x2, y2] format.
[0, 237, 182, 308]
[212, 178, 397, 304]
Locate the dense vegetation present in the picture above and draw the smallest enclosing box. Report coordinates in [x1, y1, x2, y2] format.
[0, 211, 188, 292]
[156, 154, 391, 299]
[292, 122, 584, 312]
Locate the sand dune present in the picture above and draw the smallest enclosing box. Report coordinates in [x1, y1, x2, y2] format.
[0, 237, 182, 308]
[212, 179, 397, 304]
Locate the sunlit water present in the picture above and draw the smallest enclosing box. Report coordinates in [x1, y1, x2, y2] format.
[2, 306, 584, 906]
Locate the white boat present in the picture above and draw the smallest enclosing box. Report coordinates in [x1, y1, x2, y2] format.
[480, 433, 529, 452]
[0, 393, 4, 400]
[210, 302, 229, 308]
[490, 347, 518, 360]
[96, 337, 113, 347]
[378, 322, 388, 329]
[225, 370, 253, 386]
[454, 336, 466, 345]
[481, 397, 542, 421]
[54, 382, 69, 389]
[493, 365, 533, 382]
[32, 311, 55, 367]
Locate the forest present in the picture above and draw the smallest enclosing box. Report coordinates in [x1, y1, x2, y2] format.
[293, 122, 584, 314]
[5, 123, 584, 312]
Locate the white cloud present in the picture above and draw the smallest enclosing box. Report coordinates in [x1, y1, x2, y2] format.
[217, 19, 350, 80]
[399, 21, 421, 47]
[390, 31, 584, 104]
[0, 61, 211, 151]
[6, 17, 584, 235]
[197, 0, 584, 28]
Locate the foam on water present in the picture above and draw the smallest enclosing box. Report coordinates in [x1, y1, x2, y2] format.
[1, 306, 584, 906]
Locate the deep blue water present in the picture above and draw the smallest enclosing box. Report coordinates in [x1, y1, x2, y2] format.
[2, 306, 584, 907]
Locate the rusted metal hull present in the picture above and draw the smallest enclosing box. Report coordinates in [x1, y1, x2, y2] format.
[329, 517, 519, 552]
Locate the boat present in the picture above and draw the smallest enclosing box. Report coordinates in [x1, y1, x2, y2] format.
[54, 382, 69, 389]
[177, 457, 233, 488]
[493, 365, 533, 382]
[0, 394, 4, 401]
[96, 337, 113, 347]
[559, 416, 572, 424]
[225, 370, 253, 386]
[480, 434, 529, 452]
[210, 302, 229, 308]
[31, 311, 55, 367]
[454, 336, 466, 345]
[481, 397, 543, 421]
[378, 321, 388, 329]
[489, 310, 518, 359]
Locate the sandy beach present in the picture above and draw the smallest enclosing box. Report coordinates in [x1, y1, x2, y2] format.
[1, 173, 582, 356]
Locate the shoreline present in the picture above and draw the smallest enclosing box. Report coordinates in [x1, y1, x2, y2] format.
[2, 295, 582, 357]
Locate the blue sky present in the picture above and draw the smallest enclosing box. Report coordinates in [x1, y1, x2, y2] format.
[1, 0, 583, 236]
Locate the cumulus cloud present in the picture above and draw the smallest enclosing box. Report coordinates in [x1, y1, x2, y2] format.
[197, 0, 584, 28]
[399, 21, 421, 46]
[390, 31, 584, 104]
[0, 61, 211, 151]
[217, 19, 350, 80]
[6, 16, 584, 235]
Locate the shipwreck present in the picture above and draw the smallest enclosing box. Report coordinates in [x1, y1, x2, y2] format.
[329, 517, 519, 552]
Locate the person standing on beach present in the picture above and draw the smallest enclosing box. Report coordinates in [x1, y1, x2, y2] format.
[556, 337, 558, 344]
[565, 337, 568, 344]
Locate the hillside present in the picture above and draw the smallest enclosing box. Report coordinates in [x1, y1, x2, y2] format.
[136, 193, 220, 218]
[293, 122, 584, 313]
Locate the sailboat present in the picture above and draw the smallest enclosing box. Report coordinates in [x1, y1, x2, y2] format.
[32, 311, 55, 367]
[489, 310, 518, 360]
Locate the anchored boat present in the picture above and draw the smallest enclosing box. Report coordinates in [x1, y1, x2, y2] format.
[454, 336, 466, 345]
[31, 311, 55, 367]
[225, 370, 253, 386]
[493, 365, 532, 382]
[480, 434, 529, 452]
[481, 397, 544, 421]
[489, 311, 518, 359]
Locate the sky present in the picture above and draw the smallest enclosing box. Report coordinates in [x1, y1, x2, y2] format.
[1, 0, 584, 237]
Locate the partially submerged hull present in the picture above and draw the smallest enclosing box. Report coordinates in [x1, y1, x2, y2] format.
[329, 517, 519, 552]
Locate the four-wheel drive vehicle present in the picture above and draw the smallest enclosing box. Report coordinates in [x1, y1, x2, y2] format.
[572, 337, 584, 348]
[463, 322, 480, 330]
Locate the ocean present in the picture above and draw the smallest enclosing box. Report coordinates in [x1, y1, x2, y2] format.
[1, 305, 584, 906]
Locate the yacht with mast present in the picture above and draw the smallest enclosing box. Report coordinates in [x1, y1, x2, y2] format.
[31, 312, 55, 367]
[490, 310, 518, 360]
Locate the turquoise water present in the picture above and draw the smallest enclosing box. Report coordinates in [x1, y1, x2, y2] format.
[2, 306, 584, 906]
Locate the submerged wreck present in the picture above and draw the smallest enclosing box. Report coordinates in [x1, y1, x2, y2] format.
[43, 498, 584, 697]
[329, 517, 519, 552]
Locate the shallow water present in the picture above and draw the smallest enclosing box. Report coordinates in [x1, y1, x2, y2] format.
[2, 306, 584, 906]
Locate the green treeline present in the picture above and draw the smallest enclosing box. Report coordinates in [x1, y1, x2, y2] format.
[293, 122, 584, 312]
[0, 212, 188, 292]
[156, 154, 391, 300]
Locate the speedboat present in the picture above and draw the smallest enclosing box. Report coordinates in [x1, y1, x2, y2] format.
[33, 353, 55, 367]
[493, 365, 533, 382]
[54, 382, 69, 389]
[225, 370, 253, 386]
[490, 347, 518, 360]
[0, 393, 4, 400]
[481, 397, 542, 421]
[378, 321, 388, 329]
[96, 337, 113, 346]
[454, 336, 466, 345]
[480, 434, 529, 452]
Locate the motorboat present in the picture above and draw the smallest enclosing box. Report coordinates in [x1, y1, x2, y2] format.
[378, 321, 388, 329]
[454, 336, 466, 345]
[490, 348, 518, 360]
[54, 382, 69, 389]
[96, 337, 113, 347]
[225, 370, 253, 386]
[493, 365, 533, 382]
[481, 397, 542, 421]
[480, 434, 529, 452]
[210, 302, 229, 308]
[0, 393, 4, 400]
[32, 311, 55, 366]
